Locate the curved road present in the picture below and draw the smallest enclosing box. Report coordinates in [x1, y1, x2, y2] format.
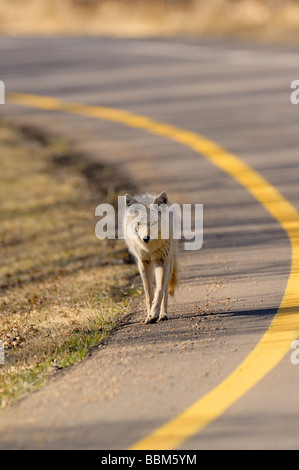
[0, 37, 299, 449]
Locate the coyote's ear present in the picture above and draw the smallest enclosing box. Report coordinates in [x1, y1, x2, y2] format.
[154, 191, 168, 206]
[125, 194, 138, 207]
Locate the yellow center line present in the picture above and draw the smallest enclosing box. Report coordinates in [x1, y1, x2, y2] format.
[6, 92, 299, 449]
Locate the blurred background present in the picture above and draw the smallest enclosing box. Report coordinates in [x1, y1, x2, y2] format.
[0, 0, 299, 43]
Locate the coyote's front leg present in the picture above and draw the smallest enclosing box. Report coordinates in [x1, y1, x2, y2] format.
[146, 260, 170, 324]
[138, 259, 154, 320]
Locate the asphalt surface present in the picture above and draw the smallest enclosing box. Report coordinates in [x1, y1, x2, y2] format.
[0, 36, 299, 449]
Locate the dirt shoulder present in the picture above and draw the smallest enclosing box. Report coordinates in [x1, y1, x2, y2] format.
[0, 121, 138, 409]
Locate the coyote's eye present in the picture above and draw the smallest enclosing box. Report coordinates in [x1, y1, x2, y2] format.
[136, 221, 142, 228]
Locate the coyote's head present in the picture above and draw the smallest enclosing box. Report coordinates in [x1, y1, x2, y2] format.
[125, 191, 168, 245]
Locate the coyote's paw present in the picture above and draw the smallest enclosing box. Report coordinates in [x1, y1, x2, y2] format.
[158, 313, 168, 322]
[145, 314, 159, 324]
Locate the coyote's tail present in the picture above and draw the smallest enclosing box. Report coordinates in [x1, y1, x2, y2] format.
[168, 246, 179, 296]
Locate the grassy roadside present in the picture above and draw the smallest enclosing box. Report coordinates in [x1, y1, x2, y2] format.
[0, 121, 139, 409]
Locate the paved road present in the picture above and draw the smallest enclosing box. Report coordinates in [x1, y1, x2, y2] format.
[0, 37, 299, 449]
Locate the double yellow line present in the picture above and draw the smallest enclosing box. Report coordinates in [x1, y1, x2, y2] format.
[7, 92, 299, 449]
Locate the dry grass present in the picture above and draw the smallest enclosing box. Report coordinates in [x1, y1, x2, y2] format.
[0, 0, 299, 42]
[0, 121, 138, 408]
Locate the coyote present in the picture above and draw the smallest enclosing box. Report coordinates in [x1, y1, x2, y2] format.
[124, 191, 179, 324]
